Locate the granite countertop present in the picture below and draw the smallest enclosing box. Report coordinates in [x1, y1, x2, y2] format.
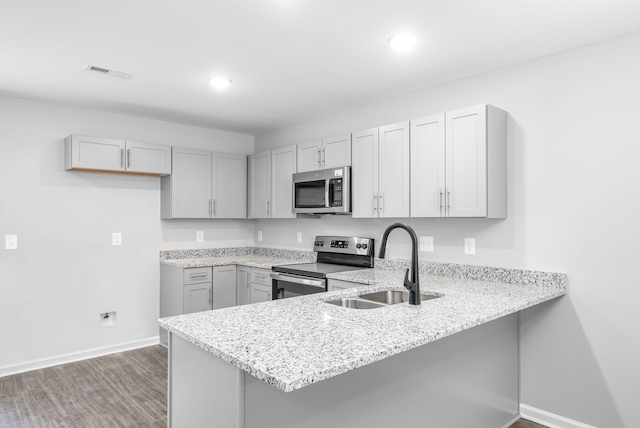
[159, 263, 566, 393]
[160, 255, 306, 269]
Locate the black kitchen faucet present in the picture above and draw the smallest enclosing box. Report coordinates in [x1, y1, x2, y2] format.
[379, 223, 421, 305]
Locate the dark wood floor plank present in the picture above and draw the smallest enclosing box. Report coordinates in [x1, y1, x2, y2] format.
[0, 345, 167, 428]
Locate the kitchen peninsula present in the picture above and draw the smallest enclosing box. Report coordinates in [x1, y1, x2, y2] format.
[159, 256, 565, 428]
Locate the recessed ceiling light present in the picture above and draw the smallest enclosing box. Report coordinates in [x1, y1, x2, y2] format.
[387, 33, 418, 52]
[207, 77, 232, 89]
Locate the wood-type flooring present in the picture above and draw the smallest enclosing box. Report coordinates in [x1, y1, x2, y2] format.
[0, 345, 167, 427]
[0, 344, 547, 427]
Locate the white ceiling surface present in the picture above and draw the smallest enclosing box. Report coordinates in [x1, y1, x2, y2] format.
[2, 1, 640, 135]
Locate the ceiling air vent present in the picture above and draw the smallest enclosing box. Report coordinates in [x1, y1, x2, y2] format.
[84, 64, 133, 79]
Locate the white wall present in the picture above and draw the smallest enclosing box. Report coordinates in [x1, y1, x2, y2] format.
[255, 33, 640, 427]
[0, 96, 254, 370]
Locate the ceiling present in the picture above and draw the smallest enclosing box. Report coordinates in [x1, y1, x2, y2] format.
[2, 0, 640, 135]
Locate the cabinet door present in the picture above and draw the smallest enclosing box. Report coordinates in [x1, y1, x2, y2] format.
[411, 114, 446, 217]
[378, 121, 410, 218]
[170, 147, 212, 218]
[212, 266, 237, 309]
[66, 135, 125, 172]
[327, 279, 361, 291]
[125, 141, 171, 175]
[212, 152, 247, 218]
[236, 267, 251, 306]
[250, 283, 272, 304]
[351, 128, 379, 218]
[322, 134, 351, 168]
[183, 283, 212, 314]
[271, 146, 297, 219]
[297, 141, 321, 172]
[445, 105, 487, 217]
[248, 151, 271, 218]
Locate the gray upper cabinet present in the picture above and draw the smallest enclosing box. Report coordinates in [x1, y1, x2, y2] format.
[212, 152, 247, 219]
[297, 134, 351, 173]
[162, 147, 212, 219]
[410, 104, 507, 218]
[161, 147, 247, 219]
[352, 122, 410, 218]
[248, 146, 296, 219]
[64, 135, 171, 175]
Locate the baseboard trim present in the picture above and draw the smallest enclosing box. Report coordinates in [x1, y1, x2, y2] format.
[500, 414, 521, 428]
[0, 336, 160, 378]
[520, 404, 598, 428]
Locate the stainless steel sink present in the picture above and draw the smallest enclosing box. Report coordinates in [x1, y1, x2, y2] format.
[357, 290, 439, 305]
[324, 290, 440, 309]
[325, 298, 386, 309]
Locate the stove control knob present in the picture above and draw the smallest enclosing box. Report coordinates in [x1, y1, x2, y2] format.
[356, 243, 362, 249]
[361, 244, 368, 250]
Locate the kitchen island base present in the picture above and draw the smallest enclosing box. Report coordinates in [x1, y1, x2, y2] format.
[168, 313, 519, 428]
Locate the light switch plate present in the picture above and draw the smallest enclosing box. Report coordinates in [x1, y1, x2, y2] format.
[112, 232, 122, 246]
[419, 236, 434, 252]
[464, 238, 476, 255]
[5, 235, 18, 250]
[196, 231, 204, 242]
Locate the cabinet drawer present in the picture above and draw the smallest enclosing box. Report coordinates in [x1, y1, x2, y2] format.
[251, 268, 272, 286]
[183, 267, 212, 285]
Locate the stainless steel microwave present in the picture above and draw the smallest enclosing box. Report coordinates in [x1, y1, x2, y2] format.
[292, 166, 351, 215]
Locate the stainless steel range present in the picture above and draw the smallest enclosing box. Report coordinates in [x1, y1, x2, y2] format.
[271, 236, 374, 300]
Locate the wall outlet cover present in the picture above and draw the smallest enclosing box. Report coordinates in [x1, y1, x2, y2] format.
[112, 232, 122, 246]
[5, 235, 18, 250]
[297, 232, 302, 243]
[419, 236, 434, 252]
[464, 238, 476, 255]
[100, 311, 117, 328]
[258, 231, 263, 242]
[196, 231, 204, 242]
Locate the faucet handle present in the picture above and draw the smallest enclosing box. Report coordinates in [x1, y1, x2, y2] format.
[403, 269, 413, 291]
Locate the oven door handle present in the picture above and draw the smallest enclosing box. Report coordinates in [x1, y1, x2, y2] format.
[270, 273, 326, 288]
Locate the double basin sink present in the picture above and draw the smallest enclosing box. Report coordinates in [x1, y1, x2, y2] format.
[325, 290, 440, 309]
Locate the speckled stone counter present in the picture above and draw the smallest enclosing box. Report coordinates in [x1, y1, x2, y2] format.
[159, 262, 566, 393]
[159, 247, 316, 269]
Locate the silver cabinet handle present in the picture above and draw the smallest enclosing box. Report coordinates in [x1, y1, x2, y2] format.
[120, 148, 124, 168]
[189, 274, 208, 279]
[317, 148, 322, 168]
[321, 147, 326, 166]
[373, 193, 378, 213]
[209, 287, 212, 306]
[379, 194, 384, 214]
[213, 199, 216, 216]
[209, 199, 212, 217]
[439, 188, 443, 216]
[267, 200, 270, 216]
[126, 149, 130, 168]
[446, 188, 451, 217]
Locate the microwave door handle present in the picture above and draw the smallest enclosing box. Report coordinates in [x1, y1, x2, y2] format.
[325, 179, 331, 208]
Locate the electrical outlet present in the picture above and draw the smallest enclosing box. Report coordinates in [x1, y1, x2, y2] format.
[258, 231, 263, 242]
[296, 232, 302, 243]
[419, 236, 434, 252]
[196, 231, 204, 242]
[100, 311, 117, 328]
[464, 238, 476, 255]
[112, 233, 122, 246]
[5, 235, 18, 250]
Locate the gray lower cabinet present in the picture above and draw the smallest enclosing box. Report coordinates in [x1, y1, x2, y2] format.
[212, 265, 237, 309]
[160, 264, 237, 346]
[250, 268, 272, 303]
[327, 279, 361, 291]
[237, 266, 251, 306]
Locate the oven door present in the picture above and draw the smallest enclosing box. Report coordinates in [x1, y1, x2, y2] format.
[270, 273, 327, 300]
